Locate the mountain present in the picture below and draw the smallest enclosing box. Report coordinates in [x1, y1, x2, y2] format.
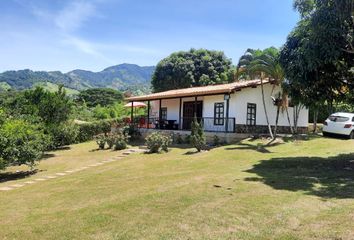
[0, 64, 155, 95]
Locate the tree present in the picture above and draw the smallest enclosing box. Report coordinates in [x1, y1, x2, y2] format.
[190, 118, 206, 152]
[237, 47, 286, 138]
[0, 119, 48, 170]
[10, 86, 73, 125]
[280, 0, 353, 132]
[152, 49, 233, 92]
[77, 88, 124, 107]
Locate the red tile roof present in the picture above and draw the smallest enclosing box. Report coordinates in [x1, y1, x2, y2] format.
[127, 79, 272, 101]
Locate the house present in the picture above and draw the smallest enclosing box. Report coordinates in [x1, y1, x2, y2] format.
[126, 79, 308, 142]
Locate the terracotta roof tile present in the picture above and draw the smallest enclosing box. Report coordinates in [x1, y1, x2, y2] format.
[127, 79, 271, 101]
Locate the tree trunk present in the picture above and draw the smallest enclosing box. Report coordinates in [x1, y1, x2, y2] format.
[274, 105, 280, 138]
[313, 108, 318, 133]
[285, 107, 294, 134]
[293, 105, 302, 134]
[260, 78, 274, 139]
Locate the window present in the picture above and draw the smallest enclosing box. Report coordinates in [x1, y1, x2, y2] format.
[328, 115, 349, 122]
[160, 107, 167, 120]
[246, 103, 256, 126]
[214, 102, 224, 125]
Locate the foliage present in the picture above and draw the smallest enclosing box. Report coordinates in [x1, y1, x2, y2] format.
[280, 0, 354, 112]
[145, 132, 172, 153]
[124, 125, 142, 141]
[77, 120, 113, 143]
[47, 122, 79, 149]
[152, 48, 233, 92]
[113, 129, 130, 150]
[77, 88, 124, 107]
[175, 133, 184, 144]
[13, 86, 73, 125]
[95, 134, 106, 150]
[106, 133, 116, 149]
[190, 118, 206, 152]
[213, 135, 220, 146]
[0, 119, 48, 170]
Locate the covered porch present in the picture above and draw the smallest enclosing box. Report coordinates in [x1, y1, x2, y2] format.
[126, 86, 237, 133]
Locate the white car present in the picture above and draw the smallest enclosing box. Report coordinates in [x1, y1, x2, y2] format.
[323, 112, 354, 139]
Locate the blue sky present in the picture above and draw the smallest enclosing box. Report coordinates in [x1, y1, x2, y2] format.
[0, 0, 299, 72]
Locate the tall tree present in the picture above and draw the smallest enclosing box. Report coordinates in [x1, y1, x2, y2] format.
[152, 49, 233, 92]
[280, 0, 353, 132]
[77, 88, 124, 107]
[237, 47, 288, 138]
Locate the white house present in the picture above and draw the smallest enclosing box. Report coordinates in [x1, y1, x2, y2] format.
[126, 79, 308, 142]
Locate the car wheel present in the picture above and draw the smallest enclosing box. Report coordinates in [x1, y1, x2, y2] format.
[322, 131, 329, 137]
[349, 131, 354, 139]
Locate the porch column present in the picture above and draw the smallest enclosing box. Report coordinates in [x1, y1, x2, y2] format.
[179, 97, 182, 130]
[147, 100, 150, 129]
[225, 95, 230, 133]
[159, 99, 162, 128]
[130, 101, 134, 124]
[194, 96, 197, 118]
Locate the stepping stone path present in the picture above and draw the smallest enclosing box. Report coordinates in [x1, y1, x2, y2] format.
[0, 148, 146, 192]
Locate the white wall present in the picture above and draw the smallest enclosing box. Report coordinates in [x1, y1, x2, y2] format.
[148, 84, 309, 128]
[228, 84, 308, 127]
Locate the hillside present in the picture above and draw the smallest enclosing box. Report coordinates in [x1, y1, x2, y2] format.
[0, 64, 155, 94]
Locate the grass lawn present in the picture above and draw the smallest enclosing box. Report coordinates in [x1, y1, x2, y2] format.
[1, 136, 354, 239]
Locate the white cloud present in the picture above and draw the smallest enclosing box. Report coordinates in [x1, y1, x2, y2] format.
[55, 0, 96, 32]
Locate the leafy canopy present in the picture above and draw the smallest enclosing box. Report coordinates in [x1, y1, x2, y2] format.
[152, 49, 233, 92]
[77, 88, 124, 107]
[280, 0, 353, 107]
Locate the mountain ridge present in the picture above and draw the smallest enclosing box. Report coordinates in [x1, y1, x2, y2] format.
[0, 64, 155, 94]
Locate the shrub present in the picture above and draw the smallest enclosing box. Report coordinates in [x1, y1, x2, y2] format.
[175, 133, 184, 144]
[190, 118, 206, 152]
[0, 120, 48, 170]
[213, 135, 220, 146]
[113, 129, 130, 150]
[124, 125, 141, 142]
[77, 119, 113, 142]
[95, 134, 106, 150]
[47, 122, 79, 149]
[106, 133, 115, 149]
[146, 132, 172, 153]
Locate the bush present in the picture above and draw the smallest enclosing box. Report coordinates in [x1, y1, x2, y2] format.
[190, 118, 206, 152]
[146, 132, 172, 153]
[106, 133, 115, 149]
[77, 120, 113, 142]
[113, 129, 130, 150]
[124, 125, 141, 142]
[94, 134, 106, 150]
[175, 133, 184, 144]
[47, 122, 79, 149]
[213, 135, 220, 146]
[0, 120, 48, 170]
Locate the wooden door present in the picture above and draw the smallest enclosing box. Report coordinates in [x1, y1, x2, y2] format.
[183, 101, 203, 130]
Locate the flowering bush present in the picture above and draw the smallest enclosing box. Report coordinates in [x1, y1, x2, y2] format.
[146, 132, 172, 153]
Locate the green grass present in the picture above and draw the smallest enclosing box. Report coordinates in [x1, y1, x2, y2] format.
[1, 136, 354, 239]
[33, 82, 79, 96]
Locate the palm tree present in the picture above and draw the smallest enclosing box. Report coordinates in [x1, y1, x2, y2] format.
[238, 47, 289, 139]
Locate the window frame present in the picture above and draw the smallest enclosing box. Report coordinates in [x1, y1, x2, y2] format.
[246, 103, 257, 126]
[214, 102, 225, 125]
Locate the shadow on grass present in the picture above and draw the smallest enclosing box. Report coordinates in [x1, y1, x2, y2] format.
[245, 153, 354, 199]
[225, 142, 282, 153]
[0, 169, 43, 183]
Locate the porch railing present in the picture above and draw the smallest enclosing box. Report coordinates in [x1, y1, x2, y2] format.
[132, 117, 235, 133]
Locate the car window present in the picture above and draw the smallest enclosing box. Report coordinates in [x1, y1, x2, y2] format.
[352, 117, 354, 122]
[328, 115, 349, 122]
